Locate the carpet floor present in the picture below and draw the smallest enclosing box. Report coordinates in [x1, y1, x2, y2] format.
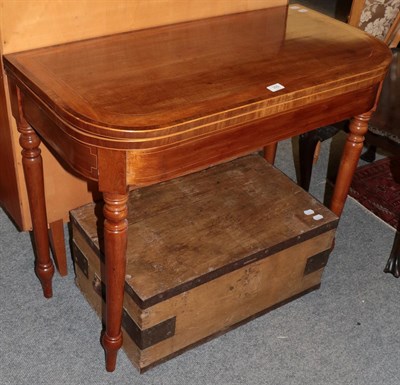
[1, 139, 399, 385]
[349, 156, 400, 229]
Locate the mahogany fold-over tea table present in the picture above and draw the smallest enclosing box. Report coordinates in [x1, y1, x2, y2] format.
[3, 6, 391, 372]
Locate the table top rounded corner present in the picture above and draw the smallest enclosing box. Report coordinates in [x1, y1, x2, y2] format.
[3, 6, 392, 149]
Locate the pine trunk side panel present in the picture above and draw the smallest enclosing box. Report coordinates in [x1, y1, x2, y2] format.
[73, 226, 334, 330]
[74, 229, 335, 370]
[71, 154, 338, 371]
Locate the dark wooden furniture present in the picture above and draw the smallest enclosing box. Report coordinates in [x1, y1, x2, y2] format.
[71, 154, 338, 372]
[370, 49, 400, 277]
[364, 49, 400, 162]
[297, 0, 399, 191]
[3, 5, 391, 372]
[386, 231, 400, 278]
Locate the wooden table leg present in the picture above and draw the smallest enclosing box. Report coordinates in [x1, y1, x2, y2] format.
[263, 142, 277, 165]
[101, 191, 128, 372]
[18, 119, 55, 298]
[49, 219, 68, 276]
[330, 111, 371, 217]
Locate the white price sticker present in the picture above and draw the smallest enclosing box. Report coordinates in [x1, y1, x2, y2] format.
[266, 83, 285, 92]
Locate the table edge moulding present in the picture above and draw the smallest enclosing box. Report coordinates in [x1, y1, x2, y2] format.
[3, 5, 392, 372]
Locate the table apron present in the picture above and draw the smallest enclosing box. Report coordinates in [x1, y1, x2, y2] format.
[21, 93, 99, 181]
[126, 85, 378, 187]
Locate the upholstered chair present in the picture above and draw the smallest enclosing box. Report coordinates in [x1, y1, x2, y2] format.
[298, 0, 399, 191]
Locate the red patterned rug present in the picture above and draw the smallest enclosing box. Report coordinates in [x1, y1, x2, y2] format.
[349, 157, 400, 229]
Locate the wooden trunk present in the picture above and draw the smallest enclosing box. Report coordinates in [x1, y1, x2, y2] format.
[71, 155, 338, 372]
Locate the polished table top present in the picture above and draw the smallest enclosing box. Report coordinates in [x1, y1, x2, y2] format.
[4, 6, 390, 150]
[3, 4, 392, 372]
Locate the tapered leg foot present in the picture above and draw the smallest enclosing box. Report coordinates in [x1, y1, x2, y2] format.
[35, 261, 55, 298]
[102, 332, 123, 372]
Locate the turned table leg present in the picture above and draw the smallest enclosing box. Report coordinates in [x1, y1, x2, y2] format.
[18, 120, 55, 298]
[330, 112, 371, 217]
[101, 191, 129, 372]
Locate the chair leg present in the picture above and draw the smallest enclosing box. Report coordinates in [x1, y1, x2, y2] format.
[298, 131, 321, 192]
[360, 145, 377, 163]
[384, 231, 400, 278]
[263, 143, 277, 165]
[313, 141, 321, 165]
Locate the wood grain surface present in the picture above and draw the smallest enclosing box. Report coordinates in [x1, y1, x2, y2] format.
[72, 154, 337, 371]
[71, 155, 338, 307]
[0, 0, 287, 230]
[4, 4, 391, 371]
[1, 0, 287, 54]
[4, 6, 391, 149]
